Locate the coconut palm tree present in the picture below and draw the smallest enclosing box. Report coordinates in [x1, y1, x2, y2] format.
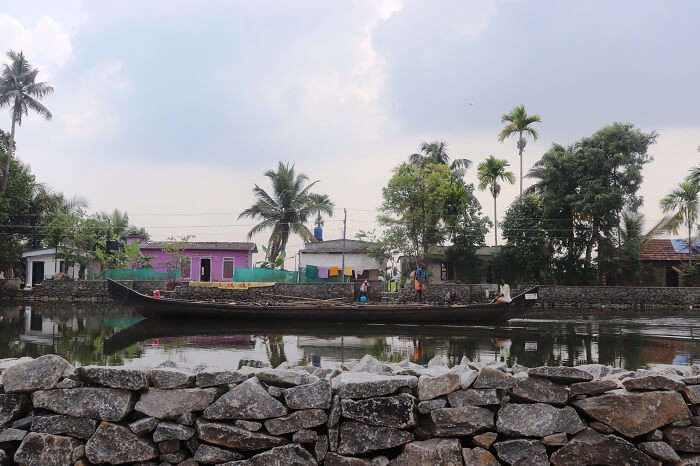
[661, 181, 700, 264]
[0, 51, 53, 196]
[239, 162, 334, 262]
[408, 141, 471, 178]
[498, 105, 541, 197]
[477, 156, 515, 246]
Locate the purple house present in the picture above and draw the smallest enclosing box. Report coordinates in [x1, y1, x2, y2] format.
[137, 242, 257, 282]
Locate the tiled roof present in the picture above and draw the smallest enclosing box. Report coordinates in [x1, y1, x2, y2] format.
[640, 239, 693, 261]
[139, 241, 257, 252]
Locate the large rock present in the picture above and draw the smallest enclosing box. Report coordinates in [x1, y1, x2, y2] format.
[135, 388, 218, 419]
[220, 443, 317, 465]
[284, 378, 332, 409]
[194, 443, 244, 463]
[0, 427, 27, 447]
[13, 432, 80, 466]
[417, 398, 448, 413]
[447, 389, 500, 407]
[683, 385, 700, 404]
[574, 391, 690, 437]
[85, 422, 158, 464]
[31, 415, 97, 439]
[493, 439, 548, 465]
[511, 376, 569, 404]
[497, 403, 585, 437]
[0, 394, 29, 426]
[152, 422, 195, 442]
[622, 375, 685, 392]
[2, 355, 73, 393]
[325, 452, 371, 465]
[129, 417, 158, 435]
[351, 355, 392, 374]
[255, 369, 318, 387]
[204, 378, 287, 420]
[664, 426, 700, 452]
[638, 441, 681, 462]
[338, 421, 413, 455]
[196, 368, 249, 387]
[196, 420, 288, 451]
[424, 406, 495, 437]
[417, 373, 461, 400]
[391, 438, 462, 465]
[472, 368, 515, 389]
[332, 373, 418, 399]
[263, 409, 328, 435]
[341, 394, 416, 428]
[462, 447, 499, 466]
[149, 368, 194, 389]
[75, 366, 148, 390]
[550, 435, 659, 465]
[569, 379, 618, 396]
[32, 388, 133, 422]
[528, 366, 594, 384]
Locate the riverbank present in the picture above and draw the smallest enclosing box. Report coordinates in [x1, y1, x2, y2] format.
[1, 354, 699, 464]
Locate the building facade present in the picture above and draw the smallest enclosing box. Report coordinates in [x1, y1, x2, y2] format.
[298, 239, 385, 280]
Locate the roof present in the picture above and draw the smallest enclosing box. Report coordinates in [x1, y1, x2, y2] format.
[139, 241, 258, 253]
[299, 239, 374, 254]
[22, 248, 58, 258]
[641, 239, 696, 261]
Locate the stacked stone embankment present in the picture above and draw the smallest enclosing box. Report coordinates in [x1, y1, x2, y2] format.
[2, 355, 700, 465]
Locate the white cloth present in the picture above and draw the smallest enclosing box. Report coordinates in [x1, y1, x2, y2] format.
[499, 283, 512, 303]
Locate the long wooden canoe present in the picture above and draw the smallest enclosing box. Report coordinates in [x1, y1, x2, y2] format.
[107, 279, 538, 324]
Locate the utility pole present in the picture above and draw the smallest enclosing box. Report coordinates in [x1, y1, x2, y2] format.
[342, 208, 347, 282]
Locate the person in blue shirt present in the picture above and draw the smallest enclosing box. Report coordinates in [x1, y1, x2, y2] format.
[414, 264, 426, 303]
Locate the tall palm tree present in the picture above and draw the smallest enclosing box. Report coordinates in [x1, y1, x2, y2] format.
[477, 156, 515, 246]
[0, 51, 53, 196]
[239, 162, 334, 262]
[498, 105, 541, 197]
[661, 181, 700, 264]
[409, 141, 471, 178]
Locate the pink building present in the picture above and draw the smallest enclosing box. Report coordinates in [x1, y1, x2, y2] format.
[137, 242, 257, 282]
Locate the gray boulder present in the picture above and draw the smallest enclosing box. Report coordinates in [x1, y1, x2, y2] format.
[493, 439, 548, 465]
[204, 377, 287, 420]
[31, 415, 97, 439]
[293, 429, 318, 443]
[417, 398, 447, 413]
[684, 385, 700, 404]
[263, 409, 328, 435]
[337, 421, 413, 455]
[284, 378, 332, 409]
[417, 372, 461, 400]
[135, 388, 218, 419]
[13, 432, 81, 466]
[574, 391, 690, 437]
[32, 388, 133, 421]
[622, 375, 685, 392]
[569, 379, 618, 396]
[325, 452, 371, 465]
[0, 394, 29, 426]
[447, 389, 500, 407]
[152, 422, 195, 442]
[638, 441, 681, 462]
[221, 444, 317, 465]
[235, 420, 262, 431]
[497, 403, 585, 437]
[332, 373, 417, 399]
[472, 367, 515, 389]
[196, 420, 288, 451]
[2, 355, 73, 393]
[129, 417, 159, 436]
[194, 443, 244, 463]
[462, 447, 499, 466]
[0, 428, 26, 449]
[550, 435, 659, 465]
[391, 438, 462, 465]
[195, 368, 249, 387]
[351, 355, 392, 374]
[511, 376, 569, 404]
[149, 368, 195, 389]
[328, 395, 342, 428]
[664, 426, 700, 453]
[75, 365, 148, 390]
[424, 406, 495, 437]
[528, 366, 593, 384]
[85, 422, 158, 464]
[255, 369, 318, 387]
[341, 393, 416, 428]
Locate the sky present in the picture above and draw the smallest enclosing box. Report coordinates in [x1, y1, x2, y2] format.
[2, 1, 700, 266]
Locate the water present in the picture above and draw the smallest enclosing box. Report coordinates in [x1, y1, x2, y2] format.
[2, 302, 700, 370]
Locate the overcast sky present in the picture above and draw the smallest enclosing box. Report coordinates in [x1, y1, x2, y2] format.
[3, 1, 700, 264]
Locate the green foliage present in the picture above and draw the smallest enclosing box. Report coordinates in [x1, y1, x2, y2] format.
[477, 155, 515, 245]
[161, 235, 194, 275]
[676, 262, 700, 286]
[500, 195, 549, 283]
[661, 181, 700, 262]
[256, 245, 286, 269]
[498, 105, 541, 195]
[239, 162, 333, 262]
[408, 141, 471, 178]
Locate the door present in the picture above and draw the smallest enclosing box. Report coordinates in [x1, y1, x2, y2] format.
[200, 258, 211, 282]
[32, 261, 44, 286]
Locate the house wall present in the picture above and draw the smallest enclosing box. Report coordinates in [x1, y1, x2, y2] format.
[140, 248, 252, 282]
[299, 252, 383, 272]
[23, 252, 80, 288]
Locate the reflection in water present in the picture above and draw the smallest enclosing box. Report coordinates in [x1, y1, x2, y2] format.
[2, 303, 700, 370]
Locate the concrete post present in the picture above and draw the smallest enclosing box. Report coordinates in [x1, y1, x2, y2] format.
[25, 259, 32, 290]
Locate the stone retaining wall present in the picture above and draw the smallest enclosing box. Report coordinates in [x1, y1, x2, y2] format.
[173, 282, 355, 303]
[0, 280, 169, 303]
[397, 283, 499, 303]
[2, 354, 700, 465]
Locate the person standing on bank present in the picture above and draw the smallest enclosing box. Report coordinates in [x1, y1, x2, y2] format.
[415, 264, 426, 303]
[360, 280, 369, 301]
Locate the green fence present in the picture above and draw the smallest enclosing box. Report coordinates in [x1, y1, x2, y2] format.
[88, 269, 181, 281]
[232, 268, 299, 283]
[299, 266, 344, 283]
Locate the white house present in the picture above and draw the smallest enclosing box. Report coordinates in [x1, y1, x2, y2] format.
[21, 248, 79, 289]
[298, 239, 386, 280]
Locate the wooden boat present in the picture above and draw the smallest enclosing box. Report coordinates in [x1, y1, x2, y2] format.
[107, 279, 539, 324]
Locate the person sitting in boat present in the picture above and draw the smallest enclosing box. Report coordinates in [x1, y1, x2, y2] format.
[490, 279, 511, 304]
[360, 280, 369, 301]
[414, 264, 426, 303]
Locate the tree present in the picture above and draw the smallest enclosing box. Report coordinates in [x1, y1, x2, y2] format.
[661, 181, 700, 265]
[239, 162, 334, 262]
[498, 105, 541, 197]
[500, 194, 549, 283]
[409, 141, 471, 178]
[477, 156, 514, 246]
[160, 235, 194, 279]
[445, 182, 490, 282]
[0, 51, 53, 196]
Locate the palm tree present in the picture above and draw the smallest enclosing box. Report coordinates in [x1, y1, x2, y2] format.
[661, 181, 700, 264]
[0, 51, 53, 196]
[498, 105, 541, 197]
[477, 156, 515, 246]
[409, 141, 471, 178]
[239, 162, 334, 262]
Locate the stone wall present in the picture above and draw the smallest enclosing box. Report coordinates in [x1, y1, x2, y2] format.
[538, 285, 700, 307]
[173, 282, 355, 302]
[398, 283, 499, 303]
[0, 280, 169, 303]
[2, 354, 699, 465]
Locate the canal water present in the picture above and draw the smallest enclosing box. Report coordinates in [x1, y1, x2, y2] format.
[2, 303, 700, 370]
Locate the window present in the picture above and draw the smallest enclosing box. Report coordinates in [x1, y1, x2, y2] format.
[181, 257, 191, 280]
[223, 257, 235, 281]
